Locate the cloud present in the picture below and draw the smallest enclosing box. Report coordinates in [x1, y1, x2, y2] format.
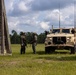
[4, 0, 14, 13]
[7, 0, 32, 17]
[43, 4, 74, 28]
[4, 0, 75, 34]
[6, 0, 74, 17]
[31, 0, 73, 11]
[40, 22, 50, 30]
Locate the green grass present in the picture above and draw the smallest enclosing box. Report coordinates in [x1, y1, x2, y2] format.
[0, 44, 76, 75]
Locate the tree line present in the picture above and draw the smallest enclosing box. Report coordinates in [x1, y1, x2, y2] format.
[10, 30, 46, 44]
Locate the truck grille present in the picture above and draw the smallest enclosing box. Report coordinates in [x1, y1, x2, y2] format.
[53, 37, 66, 44]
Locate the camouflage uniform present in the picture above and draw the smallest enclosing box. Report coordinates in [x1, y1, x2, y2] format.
[71, 28, 75, 34]
[20, 32, 27, 54]
[31, 33, 37, 54]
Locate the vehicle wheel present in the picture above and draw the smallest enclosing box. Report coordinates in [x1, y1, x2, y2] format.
[45, 47, 51, 54]
[51, 47, 55, 53]
[45, 47, 48, 54]
[70, 47, 75, 54]
[45, 47, 55, 54]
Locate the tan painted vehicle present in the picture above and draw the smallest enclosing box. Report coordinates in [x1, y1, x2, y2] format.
[45, 28, 75, 54]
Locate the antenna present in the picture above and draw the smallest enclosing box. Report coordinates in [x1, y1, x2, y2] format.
[52, 25, 53, 31]
[74, 0, 76, 28]
[59, 1, 60, 28]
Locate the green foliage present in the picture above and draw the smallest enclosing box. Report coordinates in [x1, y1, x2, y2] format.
[0, 44, 76, 75]
[10, 30, 20, 44]
[26, 32, 33, 44]
[37, 33, 46, 43]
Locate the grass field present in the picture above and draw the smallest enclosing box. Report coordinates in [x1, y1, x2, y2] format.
[0, 44, 76, 75]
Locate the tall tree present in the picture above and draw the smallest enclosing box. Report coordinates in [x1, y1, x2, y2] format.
[11, 30, 20, 44]
[38, 33, 46, 43]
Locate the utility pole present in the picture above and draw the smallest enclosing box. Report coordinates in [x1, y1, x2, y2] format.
[0, 0, 12, 55]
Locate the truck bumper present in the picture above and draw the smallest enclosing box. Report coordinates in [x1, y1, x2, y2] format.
[45, 44, 74, 49]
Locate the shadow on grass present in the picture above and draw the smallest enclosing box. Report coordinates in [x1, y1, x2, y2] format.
[36, 51, 76, 61]
[37, 50, 70, 55]
[37, 55, 76, 61]
[37, 51, 45, 55]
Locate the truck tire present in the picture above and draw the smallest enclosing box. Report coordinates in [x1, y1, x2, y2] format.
[70, 47, 75, 54]
[45, 47, 55, 54]
[45, 47, 50, 54]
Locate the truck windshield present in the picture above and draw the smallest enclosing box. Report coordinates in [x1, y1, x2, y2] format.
[52, 29, 60, 33]
[62, 29, 70, 33]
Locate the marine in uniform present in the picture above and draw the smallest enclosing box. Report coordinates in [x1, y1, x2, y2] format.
[20, 32, 27, 54]
[31, 32, 37, 54]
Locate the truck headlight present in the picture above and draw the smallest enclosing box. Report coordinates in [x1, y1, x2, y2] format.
[45, 37, 52, 45]
[47, 38, 52, 44]
[67, 37, 70, 42]
[49, 38, 52, 41]
[67, 37, 70, 40]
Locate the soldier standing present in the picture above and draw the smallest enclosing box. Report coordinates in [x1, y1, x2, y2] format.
[31, 32, 37, 54]
[45, 31, 48, 36]
[71, 28, 75, 34]
[20, 32, 27, 54]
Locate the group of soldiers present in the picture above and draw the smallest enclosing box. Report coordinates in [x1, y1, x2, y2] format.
[20, 32, 37, 54]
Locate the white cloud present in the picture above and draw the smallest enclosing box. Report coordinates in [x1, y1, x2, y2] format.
[40, 22, 50, 30]
[4, 0, 75, 34]
[44, 5, 74, 28]
[5, 0, 14, 13]
[18, 1, 28, 12]
[8, 21, 19, 29]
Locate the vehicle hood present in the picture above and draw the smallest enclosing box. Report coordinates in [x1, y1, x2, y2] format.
[47, 33, 74, 37]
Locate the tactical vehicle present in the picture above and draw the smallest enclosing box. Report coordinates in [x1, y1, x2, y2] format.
[45, 28, 75, 54]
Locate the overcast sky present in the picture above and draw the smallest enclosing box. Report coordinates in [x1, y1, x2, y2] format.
[4, 0, 75, 34]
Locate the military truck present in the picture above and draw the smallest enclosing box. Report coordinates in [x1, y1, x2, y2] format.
[45, 28, 75, 54]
